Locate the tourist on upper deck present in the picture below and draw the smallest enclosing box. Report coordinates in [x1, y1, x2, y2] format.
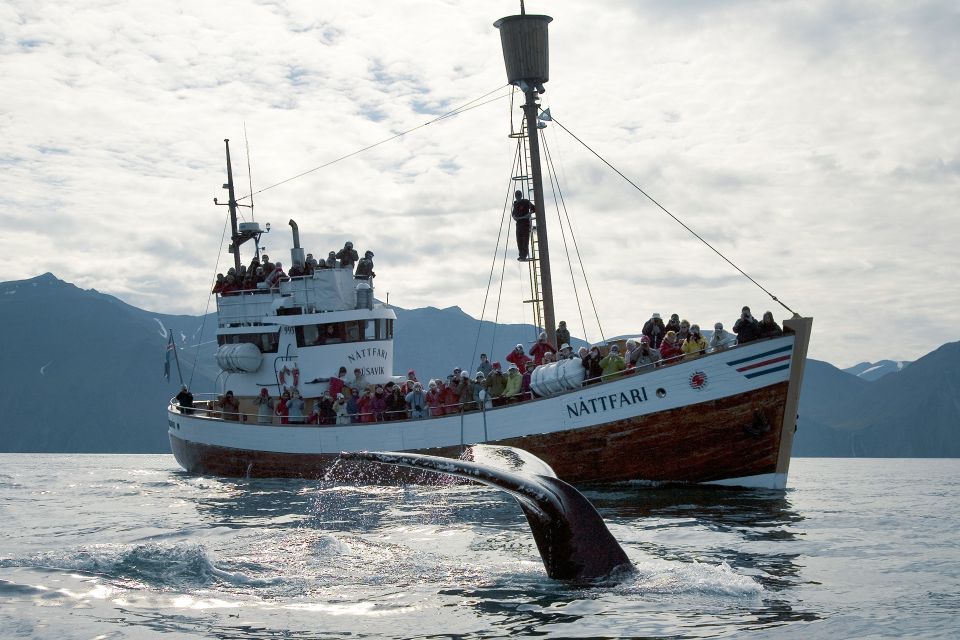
[406, 383, 428, 420]
[287, 389, 305, 424]
[634, 336, 661, 369]
[220, 390, 240, 421]
[336, 242, 359, 270]
[642, 313, 666, 348]
[477, 353, 493, 377]
[254, 388, 274, 424]
[304, 253, 317, 273]
[555, 321, 571, 349]
[511, 189, 534, 261]
[529, 332, 557, 366]
[275, 390, 290, 424]
[248, 257, 260, 273]
[733, 306, 761, 344]
[264, 262, 286, 289]
[260, 255, 274, 274]
[758, 311, 784, 339]
[600, 344, 626, 381]
[665, 314, 681, 336]
[355, 251, 375, 279]
[506, 344, 532, 371]
[582, 346, 603, 384]
[659, 331, 682, 362]
[503, 365, 523, 401]
[287, 262, 304, 278]
[323, 251, 337, 269]
[253, 267, 265, 285]
[455, 373, 475, 412]
[682, 324, 709, 358]
[709, 322, 734, 351]
[212, 274, 226, 294]
[176, 385, 194, 415]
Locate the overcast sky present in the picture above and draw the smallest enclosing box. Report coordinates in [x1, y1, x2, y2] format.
[3, 0, 958, 368]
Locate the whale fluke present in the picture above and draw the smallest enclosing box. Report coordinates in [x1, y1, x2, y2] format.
[341, 445, 633, 581]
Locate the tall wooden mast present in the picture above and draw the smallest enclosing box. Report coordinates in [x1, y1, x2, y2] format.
[494, 9, 556, 346]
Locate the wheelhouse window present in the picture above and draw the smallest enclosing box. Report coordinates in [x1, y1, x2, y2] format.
[217, 332, 279, 353]
[296, 319, 393, 347]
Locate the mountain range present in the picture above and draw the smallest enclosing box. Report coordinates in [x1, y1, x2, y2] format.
[1, 273, 957, 457]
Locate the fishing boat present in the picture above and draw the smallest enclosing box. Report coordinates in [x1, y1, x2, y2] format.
[167, 8, 812, 489]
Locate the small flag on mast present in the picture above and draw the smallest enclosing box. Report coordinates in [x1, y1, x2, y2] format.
[164, 332, 175, 381]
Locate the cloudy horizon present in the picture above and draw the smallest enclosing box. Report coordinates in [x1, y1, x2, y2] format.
[3, 0, 958, 368]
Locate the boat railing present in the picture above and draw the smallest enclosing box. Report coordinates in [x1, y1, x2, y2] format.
[216, 271, 360, 326]
[167, 335, 787, 427]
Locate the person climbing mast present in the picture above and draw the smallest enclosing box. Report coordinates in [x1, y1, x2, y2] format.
[512, 189, 535, 261]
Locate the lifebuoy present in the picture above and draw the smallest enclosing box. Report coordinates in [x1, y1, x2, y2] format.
[279, 365, 290, 386]
[292, 365, 300, 387]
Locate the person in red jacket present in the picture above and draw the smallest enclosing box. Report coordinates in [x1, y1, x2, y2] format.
[506, 344, 532, 371]
[439, 379, 459, 415]
[357, 389, 375, 423]
[659, 330, 682, 362]
[529, 332, 557, 366]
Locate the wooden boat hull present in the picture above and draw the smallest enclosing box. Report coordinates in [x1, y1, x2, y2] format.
[167, 317, 812, 489]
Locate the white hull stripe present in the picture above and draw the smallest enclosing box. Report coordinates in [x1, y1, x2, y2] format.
[726, 344, 793, 379]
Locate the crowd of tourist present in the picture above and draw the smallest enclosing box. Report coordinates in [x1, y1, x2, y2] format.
[180, 306, 789, 425]
[211, 241, 375, 295]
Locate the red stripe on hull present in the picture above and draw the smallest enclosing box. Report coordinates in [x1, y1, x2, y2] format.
[170, 383, 788, 485]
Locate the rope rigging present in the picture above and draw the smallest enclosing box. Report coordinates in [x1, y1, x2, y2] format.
[236, 84, 511, 203]
[543, 110, 797, 317]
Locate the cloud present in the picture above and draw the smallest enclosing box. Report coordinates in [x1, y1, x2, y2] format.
[1, 0, 958, 368]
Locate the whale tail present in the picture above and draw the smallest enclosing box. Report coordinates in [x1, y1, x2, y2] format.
[340, 445, 633, 581]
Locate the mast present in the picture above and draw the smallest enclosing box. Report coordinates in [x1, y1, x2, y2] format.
[494, 9, 557, 345]
[215, 138, 262, 271]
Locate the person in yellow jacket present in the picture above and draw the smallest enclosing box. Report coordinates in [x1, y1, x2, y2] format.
[681, 324, 709, 359]
[599, 344, 626, 381]
[503, 364, 524, 401]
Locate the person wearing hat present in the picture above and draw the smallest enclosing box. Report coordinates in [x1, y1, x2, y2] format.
[503, 364, 524, 401]
[355, 251, 375, 279]
[659, 330, 682, 361]
[386, 382, 407, 420]
[642, 312, 666, 348]
[488, 363, 507, 405]
[402, 369, 419, 395]
[370, 385, 387, 421]
[405, 382, 428, 420]
[600, 344, 626, 381]
[733, 306, 761, 344]
[634, 335, 661, 368]
[582, 346, 603, 385]
[264, 261, 286, 289]
[529, 331, 557, 366]
[558, 343, 574, 360]
[426, 380, 443, 417]
[336, 241, 359, 270]
[287, 388, 306, 424]
[176, 385, 194, 415]
[709, 322, 734, 352]
[681, 324, 709, 359]
[253, 388, 274, 424]
[511, 189, 535, 261]
[520, 360, 536, 400]
[472, 372, 492, 410]
[555, 321, 571, 350]
[506, 344, 532, 371]
[218, 390, 240, 421]
[439, 379, 459, 415]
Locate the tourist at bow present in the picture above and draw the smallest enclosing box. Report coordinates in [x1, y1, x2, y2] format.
[275, 390, 290, 424]
[287, 389, 306, 424]
[582, 346, 603, 384]
[506, 344, 532, 371]
[426, 381, 443, 417]
[758, 311, 784, 338]
[406, 383, 428, 420]
[709, 322, 734, 351]
[220, 390, 240, 421]
[733, 306, 761, 344]
[681, 324, 709, 359]
[176, 385, 194, 415]
[487, 364, 507, 405]
[503, 365, 523, 401]
[659, 331, 682, 362]
[642, 313, 666, 348]
[477, 353, 493, 377]
[600, 344, 626, 381]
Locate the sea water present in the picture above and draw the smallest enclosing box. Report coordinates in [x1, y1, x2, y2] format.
[0, 455, 956, 639]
